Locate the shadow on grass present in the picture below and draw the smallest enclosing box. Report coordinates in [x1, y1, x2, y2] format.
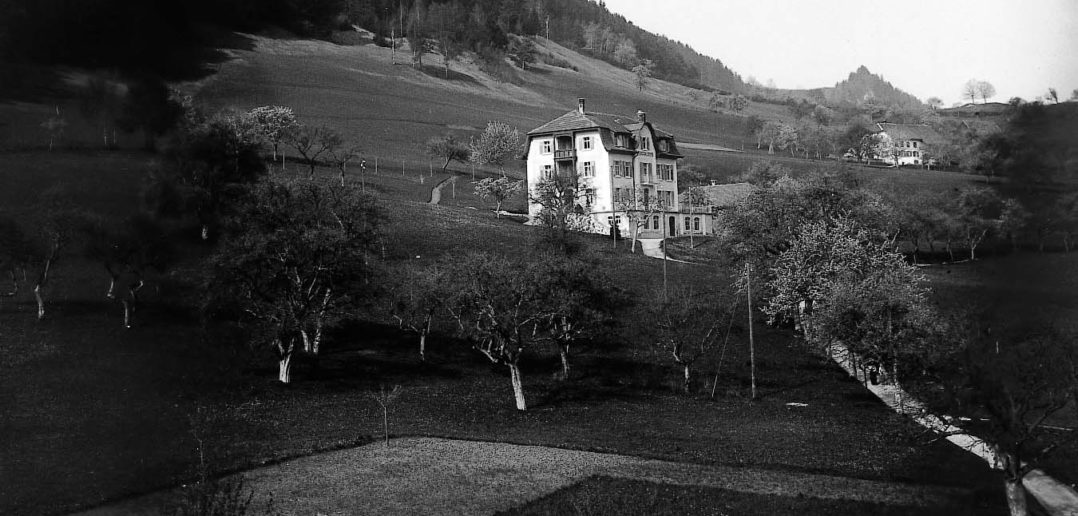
[416, 64, 481, 85]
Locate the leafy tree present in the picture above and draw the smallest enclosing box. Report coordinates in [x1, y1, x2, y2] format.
[474, 176, 523, 218]
[506, 35, 536, 70]
[286, 124, 342, 179]
[248, 105, 298, 163]
[632, 59, 654, 91]
[149, 110, 268, 240]
[613, 188, 666, 253]
[976, 81, 996, 104]
[926, 97, 944, 111]
[206, 181, 382, 383]
[529, 170, 589, 253]
[727, 94, 748, 113]
[426, 134, 470, 173]
[469, 121, 521, 175]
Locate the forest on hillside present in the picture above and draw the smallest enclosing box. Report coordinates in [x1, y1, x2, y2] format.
[0, 0, 744, 92]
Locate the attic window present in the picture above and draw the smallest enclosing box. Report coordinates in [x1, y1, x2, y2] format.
[616, 134, 628, 147]
[658, 140, 669, 152]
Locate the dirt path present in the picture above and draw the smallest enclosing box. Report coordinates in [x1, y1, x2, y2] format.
[429, 175, 457, 204]
[75, 437, 975, 516]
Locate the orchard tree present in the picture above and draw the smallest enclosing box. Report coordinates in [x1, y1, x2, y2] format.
[529, 170, 589, 253]
[474, 176, 523, 218]
[926, 97, 944, 111]
[537, 257, 625, 379]
[613, 188, 665, 253]
[206, 181, 382, 383]
[328, 144, 362, 187]
[82, 213, 173, 328]
[444, 252, 554, 410]
[469, 121, 521, 175]
[389, 260, 450, 363]
[287, 124, 342, 179]
[0, 216, 34, 299]
[426, 134, 470, 173]
[248, 105, 298, 163]
[649, 287, 736, 394]
[952, 186, 1005, 260]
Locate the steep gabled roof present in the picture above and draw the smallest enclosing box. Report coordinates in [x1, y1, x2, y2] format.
[876, 123, 945, 144]
[527, 110, 629, 135]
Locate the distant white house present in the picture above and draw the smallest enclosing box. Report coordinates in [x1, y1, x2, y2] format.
[874, 123, 945, 166]
[523, 98, 686, 238]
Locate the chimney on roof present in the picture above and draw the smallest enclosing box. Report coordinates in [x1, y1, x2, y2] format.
[637, 110, 646, 122]
[578, 98, 586, 114]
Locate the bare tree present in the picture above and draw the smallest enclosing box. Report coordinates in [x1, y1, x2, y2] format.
[649, 287, 736, 394]
[426, 135, 470, 173]
[286, 124, 342, 179]
[962, 79, 980, 104]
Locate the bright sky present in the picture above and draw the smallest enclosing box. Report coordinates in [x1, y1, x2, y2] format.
[606, 0, 1078, 105]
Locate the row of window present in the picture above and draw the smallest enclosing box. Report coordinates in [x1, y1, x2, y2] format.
[605, 215, 702, 232]
[900, 140, 920, 148]
[537, 134, 670, 153]
[542, 161, 674, 181]
[612, 188, 675, 207]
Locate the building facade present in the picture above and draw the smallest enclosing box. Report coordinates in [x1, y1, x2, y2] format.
[875, 123, 945, 167]
[524, 99, 685, 238]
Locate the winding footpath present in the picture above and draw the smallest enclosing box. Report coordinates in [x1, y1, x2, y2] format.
[429, 175, 457, 204]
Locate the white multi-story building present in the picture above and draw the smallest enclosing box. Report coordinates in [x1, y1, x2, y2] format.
[524, 98, 684, 238]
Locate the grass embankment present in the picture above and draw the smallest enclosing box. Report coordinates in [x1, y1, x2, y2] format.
[0, 149, 1008, 515]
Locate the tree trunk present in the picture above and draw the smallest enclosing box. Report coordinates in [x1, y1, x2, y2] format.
[1004, 478, 1027, 516]
[1, 270, 16, 297]
[201, 225, 209, 240]
[747, 267, 757, 400]
[560, 346, 571, 380]
[122, 299, 132, 329]
[278, 338, 295, 384]
[683, 363, 692, 394]
[34, 283, 45, 320]
[508, 362, 527, 411]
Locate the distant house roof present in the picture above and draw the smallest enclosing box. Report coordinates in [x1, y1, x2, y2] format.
[876, 123, 945, 144]
[681, 182, 754, 209]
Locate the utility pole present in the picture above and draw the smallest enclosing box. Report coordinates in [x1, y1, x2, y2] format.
[746, 262, 757, 401]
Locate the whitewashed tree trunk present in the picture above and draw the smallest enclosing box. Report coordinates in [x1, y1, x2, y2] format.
[34, 284, 45, 320]
[122, 299, 132, 329]
[278, 338, 295, 384]
[683, 363, 692, 394]
[559, 345, 570, 379]
[509, 362, 526, 411]
[1004, 478, 1027, 516]
[201, 225, 209, 240]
